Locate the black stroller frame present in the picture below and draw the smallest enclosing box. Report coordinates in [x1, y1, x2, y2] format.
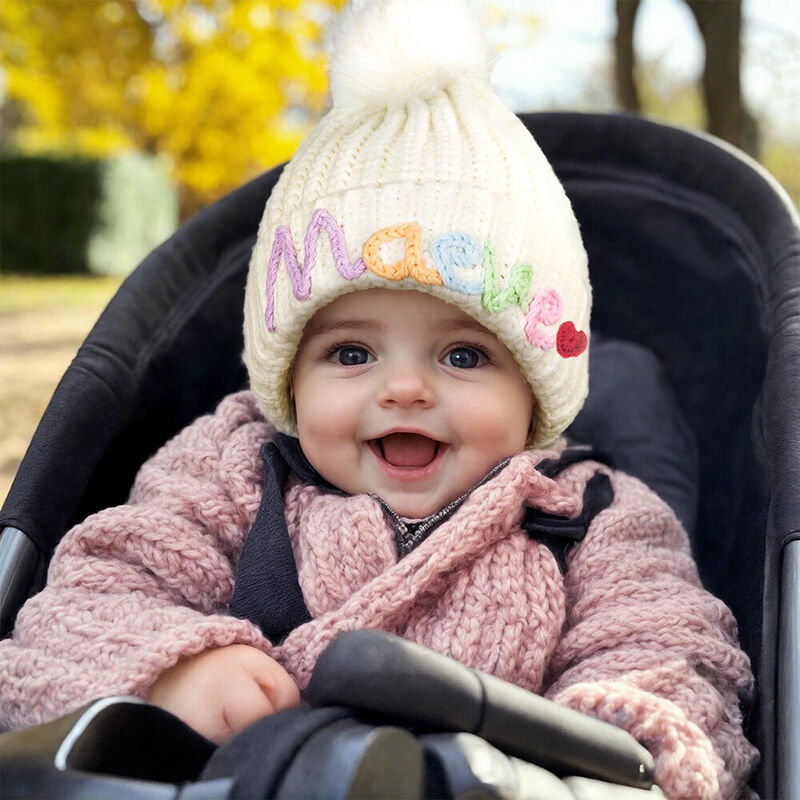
[0, 112, 798, 798]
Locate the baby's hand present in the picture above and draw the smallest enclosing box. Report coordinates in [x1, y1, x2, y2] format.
[147, 644, 300, 744]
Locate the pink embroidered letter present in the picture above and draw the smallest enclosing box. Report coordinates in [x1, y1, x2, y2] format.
[524, 288, 563, 349]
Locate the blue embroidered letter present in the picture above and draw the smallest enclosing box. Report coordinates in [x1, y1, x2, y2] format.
[431, 232, 483, 294]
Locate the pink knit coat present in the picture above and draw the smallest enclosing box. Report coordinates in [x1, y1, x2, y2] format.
[0, 391, 757, 799]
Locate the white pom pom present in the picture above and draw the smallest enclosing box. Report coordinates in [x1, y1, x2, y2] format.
[330, 0, 492, 110]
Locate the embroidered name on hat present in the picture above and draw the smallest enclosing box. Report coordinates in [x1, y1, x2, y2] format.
[263, 210, 586, 358]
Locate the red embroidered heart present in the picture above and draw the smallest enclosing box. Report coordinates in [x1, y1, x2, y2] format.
[556, 321, 587, 358]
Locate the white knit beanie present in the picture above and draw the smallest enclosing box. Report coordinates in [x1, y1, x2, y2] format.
[244, 0, 591, 447]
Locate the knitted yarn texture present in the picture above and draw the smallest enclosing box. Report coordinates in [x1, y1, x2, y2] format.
[243, 0, 591, 446]
[0, 392, 757, 799]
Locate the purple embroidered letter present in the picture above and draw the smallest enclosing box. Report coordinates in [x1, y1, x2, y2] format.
[264, 209, 365, 331]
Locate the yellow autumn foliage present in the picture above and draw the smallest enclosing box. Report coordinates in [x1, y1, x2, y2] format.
[0, 0, 343, 208]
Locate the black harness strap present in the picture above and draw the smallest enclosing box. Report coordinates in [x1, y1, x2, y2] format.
[228, 434, 330, 643]
[523, 449, 614, 574]
[535, 446, 613, 479]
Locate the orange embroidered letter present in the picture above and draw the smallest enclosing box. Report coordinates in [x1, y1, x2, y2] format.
[362, 223, 443, 286]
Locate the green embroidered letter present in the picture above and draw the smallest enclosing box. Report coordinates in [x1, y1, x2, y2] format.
[481, 243, 533, 313]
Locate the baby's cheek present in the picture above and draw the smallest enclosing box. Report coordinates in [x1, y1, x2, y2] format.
[472, 406, 531, 454]
[296, 391, 342, 438]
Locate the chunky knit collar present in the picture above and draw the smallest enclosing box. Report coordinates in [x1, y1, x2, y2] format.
[230, 437, 529, 641]
[230, 434, 587, 644]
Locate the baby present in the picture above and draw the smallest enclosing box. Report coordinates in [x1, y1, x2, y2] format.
[0, 1, 758, 797]
[149, 286, 534, 741]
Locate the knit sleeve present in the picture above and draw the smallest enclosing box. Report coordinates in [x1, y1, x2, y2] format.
[544, 466, 758, 800]
[0, 391, 273, 732]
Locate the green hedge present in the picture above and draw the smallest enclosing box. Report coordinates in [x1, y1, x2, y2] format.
[1, 152, 178, 275]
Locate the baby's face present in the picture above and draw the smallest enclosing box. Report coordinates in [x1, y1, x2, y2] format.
[291, 289, 534, 518]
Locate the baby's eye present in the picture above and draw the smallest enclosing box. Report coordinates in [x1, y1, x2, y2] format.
[334, 346, 373, 366]
[444, 346, 485, 369]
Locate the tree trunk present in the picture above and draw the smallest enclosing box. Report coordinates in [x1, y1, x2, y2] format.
[614, 0, 642, 112]
[685, 0, 760, 157]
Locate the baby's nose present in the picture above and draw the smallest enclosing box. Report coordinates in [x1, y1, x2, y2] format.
[377, 365, 435, 408]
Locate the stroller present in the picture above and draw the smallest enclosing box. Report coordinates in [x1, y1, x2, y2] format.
[0, 112, 798, 798]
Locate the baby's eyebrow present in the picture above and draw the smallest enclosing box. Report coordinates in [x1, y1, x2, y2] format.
[434, 317, 492, 336]
[302, 318, 383, 338]
[303, 316, 491, 339]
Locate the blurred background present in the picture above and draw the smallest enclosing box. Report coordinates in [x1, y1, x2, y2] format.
[1, 0, 798, 503]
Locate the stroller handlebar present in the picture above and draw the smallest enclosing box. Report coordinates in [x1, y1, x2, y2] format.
[307, 630, 654, 789]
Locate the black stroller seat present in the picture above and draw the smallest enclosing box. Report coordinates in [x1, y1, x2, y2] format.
[1, 112, 798, 798]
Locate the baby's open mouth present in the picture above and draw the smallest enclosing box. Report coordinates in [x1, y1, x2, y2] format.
[371, 433, 442, 468]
